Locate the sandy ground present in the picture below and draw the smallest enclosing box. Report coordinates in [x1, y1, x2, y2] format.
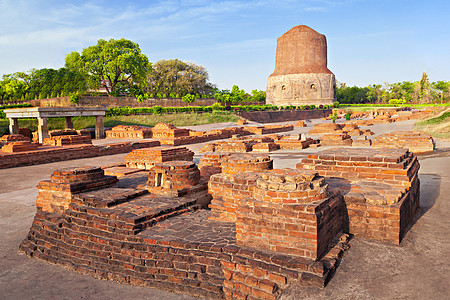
[0, 119, 449, 299]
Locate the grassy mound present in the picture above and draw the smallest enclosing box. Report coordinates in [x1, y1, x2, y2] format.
[415, 109, 450, 139]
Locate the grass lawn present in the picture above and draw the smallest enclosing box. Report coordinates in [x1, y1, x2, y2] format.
[0, 111, 239, 136]
[415, 109, 450, 139]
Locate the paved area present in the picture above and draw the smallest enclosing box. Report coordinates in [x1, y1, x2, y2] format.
[1, 119, 449, 299]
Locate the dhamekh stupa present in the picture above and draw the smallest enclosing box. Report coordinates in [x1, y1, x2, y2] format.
[266, 25, 336, 106]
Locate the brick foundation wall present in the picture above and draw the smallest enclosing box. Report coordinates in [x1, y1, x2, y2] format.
[209, 172, 259, 223]
[20, 170, 350, 299]
[345, 179, 420, 243]
[296, 148, 420, 244]
[124, 146, 194, 170]
[36, 167, 118, 212]
[372, 131, 435, 154]
[106, 125, 153, 139]
[0, 141, 160, 169]
[235, 169, 345, 260]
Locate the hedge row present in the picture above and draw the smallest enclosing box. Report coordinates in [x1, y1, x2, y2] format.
[105, 104, 333, 117]
[338, 103, 450, 107]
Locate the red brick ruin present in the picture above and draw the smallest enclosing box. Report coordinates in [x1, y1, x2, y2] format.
[12, 110, 435, 299]
[20, 136, 423, 299]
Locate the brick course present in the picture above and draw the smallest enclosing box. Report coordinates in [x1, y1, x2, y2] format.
[296, 148, 420, 243]
[124, 146, 194, 170]
[372, 131, 435, 154]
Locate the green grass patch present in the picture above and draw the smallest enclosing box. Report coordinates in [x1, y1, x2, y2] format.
[416, 112, 450, 125]
[415, 110, 450, 139]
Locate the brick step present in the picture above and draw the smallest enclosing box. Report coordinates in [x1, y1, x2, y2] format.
[69, 191, 201, 235]
[73, 188, 149, 208]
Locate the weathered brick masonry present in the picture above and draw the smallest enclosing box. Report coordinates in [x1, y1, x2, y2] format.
[105, 125, 153, 139]
[21, 159, 350, 299]
[297, 148, 420, 243]
[0, 141, 160, 169]
[36, 167, 118, 212]
[124, 146, 194, 170]
[20, 145, 421, 298]
[372, 130, 435, 154]
[208, 154, 273, 222]
[235, 169, 345, 260]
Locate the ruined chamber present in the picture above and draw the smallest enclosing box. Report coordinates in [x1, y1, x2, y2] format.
[266, 25, 336, 106]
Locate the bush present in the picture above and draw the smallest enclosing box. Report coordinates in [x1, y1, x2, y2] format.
[152, 106, 163, 115]
[211, 103, 224, 111]
[388, 98, 406, 105]
[182, 94, 196, 104]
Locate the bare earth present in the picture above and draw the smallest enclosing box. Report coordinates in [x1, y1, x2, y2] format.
[0, 118, 449, 299]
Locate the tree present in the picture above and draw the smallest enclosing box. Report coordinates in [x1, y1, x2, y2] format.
[250, 89, 266, 102]
[214, 85, 248, 104]
[1, 72, 30, 101]
[419, 72, 431, 103]
[398, 81, 417, 102]
[147, 59, 215, 97]
[366, 84, 383, 103]
[181, 93, 196, 104]
[65, 38, 151, 96]
[431, 80, 450, 103]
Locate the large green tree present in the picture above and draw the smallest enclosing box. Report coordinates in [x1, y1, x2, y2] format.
[28, 68, 87, 99]
[147, 59, 214, 97]
[65, 38, 151, 96]
[1, 72, 30, 101]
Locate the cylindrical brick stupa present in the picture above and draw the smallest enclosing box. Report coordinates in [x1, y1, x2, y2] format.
[266, 25, 336, 106]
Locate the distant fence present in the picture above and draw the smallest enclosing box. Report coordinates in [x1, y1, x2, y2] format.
[26, 96, 261, 108]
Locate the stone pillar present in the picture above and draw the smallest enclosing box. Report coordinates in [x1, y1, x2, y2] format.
[64, 117, 73, 130]
[38, 117, 49, 143]
[95, 115, 105, 139]
[8, 118, 19, 135]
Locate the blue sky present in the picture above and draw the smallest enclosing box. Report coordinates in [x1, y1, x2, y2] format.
[0, 0, 449, 92]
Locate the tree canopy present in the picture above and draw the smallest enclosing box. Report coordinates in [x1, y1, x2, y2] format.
[65, 38, 151, 96]
[147, 59, 214, 97]
[0, 68, 87, 101]
[336, 72, 450, 104]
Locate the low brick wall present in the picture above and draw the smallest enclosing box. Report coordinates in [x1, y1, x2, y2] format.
[0, 141, 160, 169]
[237, 109, 332, 123]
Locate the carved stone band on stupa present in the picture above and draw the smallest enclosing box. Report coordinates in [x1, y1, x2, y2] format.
[266, 25, 336, 106]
